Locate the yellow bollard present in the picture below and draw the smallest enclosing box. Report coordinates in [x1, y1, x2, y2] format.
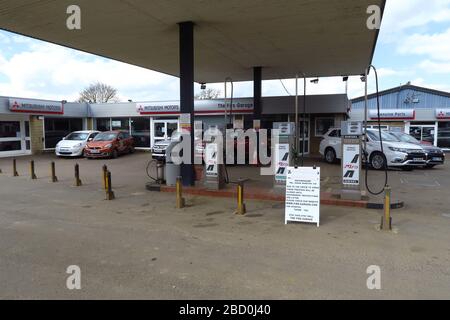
[176, 176, 185, 209]
[105, 170, 115, 200]
[74, 163, 82, 186]
[102, 164, 108, 190]
[13, 158, 18, 177]
[235, 179, 246, 215]
[30, 160, 37, 180]
[381, 186, 392, 231]
[50, 161, 58, 183]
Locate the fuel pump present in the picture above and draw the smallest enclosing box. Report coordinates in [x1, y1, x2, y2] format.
[273, 122, 295, 185]
[340, 121, 363, 200]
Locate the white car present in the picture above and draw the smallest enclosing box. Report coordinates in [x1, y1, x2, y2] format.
[55, 130, 100, 157]
[319, 128, 427, 170]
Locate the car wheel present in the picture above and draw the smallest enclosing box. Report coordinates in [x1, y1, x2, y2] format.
[112, 149, 118, 159]
[370, 152, 386, 170]
[324, 148, 336, 164]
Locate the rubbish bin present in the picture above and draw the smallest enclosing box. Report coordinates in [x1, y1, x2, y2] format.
[165, 162, 180, 187]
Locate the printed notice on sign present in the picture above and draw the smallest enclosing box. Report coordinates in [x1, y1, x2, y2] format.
[285, 167, 320, 226]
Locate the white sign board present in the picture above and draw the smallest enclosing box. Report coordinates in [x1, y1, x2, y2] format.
[205, 143, 218, 177]
[9, 98, 63, 115]
[275, 144, 290, 183]
[369, 109, 415, 120]
[285, 167, 320, 226]
[342, 144, 361, 186]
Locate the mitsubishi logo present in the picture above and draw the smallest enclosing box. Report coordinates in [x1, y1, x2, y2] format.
[137, 105, 144, 113]
[11, 101, 20, 109]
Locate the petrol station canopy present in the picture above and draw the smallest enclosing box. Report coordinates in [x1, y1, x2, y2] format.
[0, 0, 385, 83]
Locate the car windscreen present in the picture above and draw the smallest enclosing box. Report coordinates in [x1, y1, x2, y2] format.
[394, 133, 420, 144]
[367, 130, 398, 142]
[93, 133, 117, 141]
[65, 132, 89, 141]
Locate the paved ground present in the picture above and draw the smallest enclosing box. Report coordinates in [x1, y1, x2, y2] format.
[0, 152, 450, 299]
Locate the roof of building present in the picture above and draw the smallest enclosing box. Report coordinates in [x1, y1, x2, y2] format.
[352, 83, 450, 103]
[0, 0, 385, 83]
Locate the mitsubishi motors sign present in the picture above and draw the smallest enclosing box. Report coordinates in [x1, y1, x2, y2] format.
[369, 109, 415, 120]
[9, 98, 63, 115]
[436, 109, 450, 119]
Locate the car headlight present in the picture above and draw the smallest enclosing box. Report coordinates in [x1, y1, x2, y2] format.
[73, 143, 83, 148]
[389, 147, 416, 153]
[105, 144, 113, 149]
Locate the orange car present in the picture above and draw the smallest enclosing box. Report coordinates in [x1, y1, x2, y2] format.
[84, 131, 134, 159]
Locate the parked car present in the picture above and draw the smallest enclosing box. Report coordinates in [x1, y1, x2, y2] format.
[388, 131, 445, 168]
[84, 131, 134, 159]
[152, 132, 204, 162]
[319, 128, 427, 170]
[55, 130, 100, 157]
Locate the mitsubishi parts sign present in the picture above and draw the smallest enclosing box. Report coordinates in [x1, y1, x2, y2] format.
[342, 144, 360, 186]
[9, 98, 63, 114]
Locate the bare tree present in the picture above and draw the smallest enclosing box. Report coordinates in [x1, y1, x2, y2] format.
[77, 82, 120, 103]
[195, 88, 221, 100]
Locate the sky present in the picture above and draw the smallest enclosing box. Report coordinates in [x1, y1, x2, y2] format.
[0, 0, 449, 102]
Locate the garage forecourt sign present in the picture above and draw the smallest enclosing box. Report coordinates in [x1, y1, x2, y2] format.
[285, 166, 320, 226]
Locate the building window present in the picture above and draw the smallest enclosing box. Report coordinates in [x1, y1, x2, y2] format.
[96, 118, 111, 131]
[315, 117, 335, 137]
[0, 141, 21, 151]
[111, 118, 130, 131]
[44, 118, 83, 149]
[438, 122, 450, 149]
[0, 121, 21, 138]
[130, 117, 150, 148]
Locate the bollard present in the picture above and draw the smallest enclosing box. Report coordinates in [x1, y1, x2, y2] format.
[105, 170, 115, 200]
[235, 179, 246, 215]
[74, 163, 82, 186]
[13, 159, 18, 177]
[381, 186, 392, 231]
[30, 160, 37, 180]
[176, 176, 185, 209]
[102, 164, 108, 190]
[50, 161, 58, 183]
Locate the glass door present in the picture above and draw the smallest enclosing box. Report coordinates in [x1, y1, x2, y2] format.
[409, 125, 437, 146]
[151, 119, 179, 147]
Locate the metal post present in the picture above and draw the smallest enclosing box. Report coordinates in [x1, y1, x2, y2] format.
[176, 176, 185, 209]
[236, 179, 246, 215]
[74, 163, 82, 187]
[295, 74, 299, 157]
[13, 159, 18, 177]
[364, 68, 368, 161]
[302, 74, 306, 167]
[51, 161, 58, 183]
[102, 164, 108, 190]
[30, 160, 37, 180]
[179, 21, 195, 187]
[381, 186, 392, 231]
[105, 171, 115, 200]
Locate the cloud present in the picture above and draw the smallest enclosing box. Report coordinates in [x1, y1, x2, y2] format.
[419, 60, 450, 73]
[398, 28, 450, 61]
[0, 33, 180, 102]
[380, 0, 450, 42]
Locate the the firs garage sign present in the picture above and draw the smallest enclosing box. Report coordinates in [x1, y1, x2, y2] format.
[342, 144, 360, 186]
